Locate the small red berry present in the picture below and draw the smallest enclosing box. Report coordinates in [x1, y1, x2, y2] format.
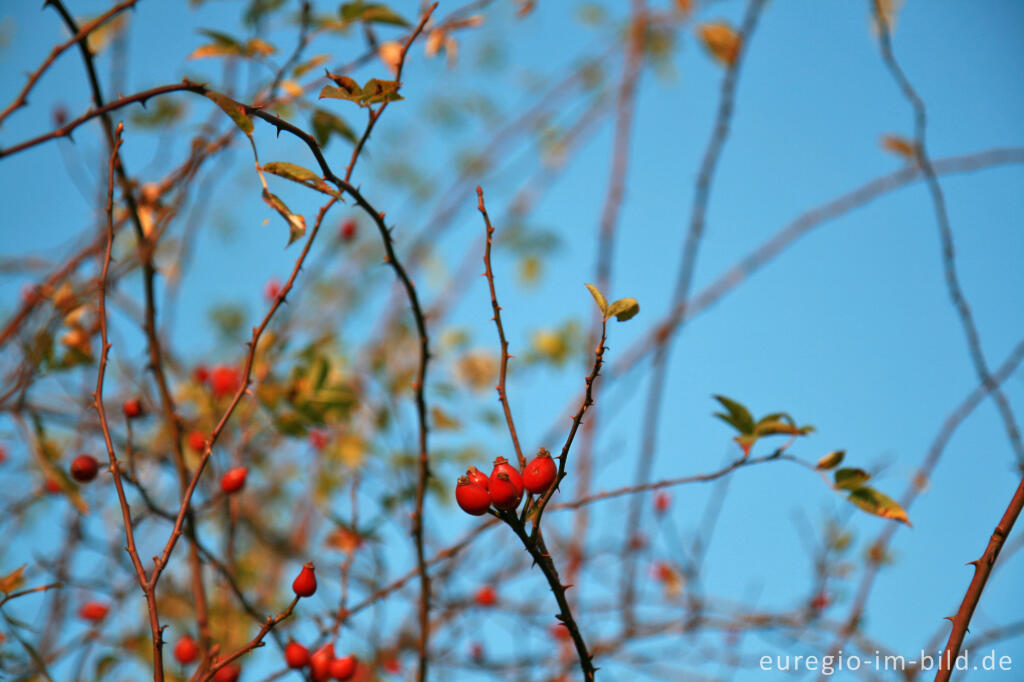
[488, 471, 521, 510]
[212, 664, 240, 682]
[70, 454, 99, 482]
[79, 601, 109, 622]
[193, 365, 210, 384]
[310, 643, 335, 681]
[810, 591, 830, 610]
[174, 636, 199, 664]
[455, 476, 490, 516]
[329, 655, 357, 680]
[469, 641, 484, 662]
[210, 365, 241, 398]
[549, 623, 571, 641]
[284, 641, 310, 668]
[654, 491, 671, 514]
[466, 465, 488, 489]
[122, 398, 144, 419]
[382, 658, 401, 674]
[340, 219, 357, 241]
[490, 457, 523, 496]
[264, 278, 283, 302]
[44, 477, 62, 494]
[522, 448, 556, 494]
[292, 562, 317, 597]
[220, 467, 247, 494]
[188, 430, 207, 452]
[309, 429, 329, 450]
[474, 585, 496, 607]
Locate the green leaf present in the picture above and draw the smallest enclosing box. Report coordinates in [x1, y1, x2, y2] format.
[263, 161, 323, 186]
[847, 486, 911, 526]
[752, 419, 814, 438]
[607, 297, 639, 322]
[711, 395, 755, 435]
[204, 91, 253, 134]
[361, 78, 404, 105]
[262, 189, 306, 245]
[311, 109, 357, 148]
[198, 29, 244, 48]
[584, 283, 608, 316]
[834, 467, 870, 491]
[339, 1, 410, 26]
[816, 450, 845, 470]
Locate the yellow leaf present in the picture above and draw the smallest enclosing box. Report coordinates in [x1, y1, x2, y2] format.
[880, 134, 917, 161]
[431, 406, 461, 431]
[281, 79, 304, 98]
[378, 41, 403, 74]
[0, 565, 26, 594]
[698, 22, 741, 66]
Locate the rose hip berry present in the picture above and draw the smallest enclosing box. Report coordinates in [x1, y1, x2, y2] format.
[490, 457, 523, 496]
[654, 491, 671, 514]
[212, 664, 240, 682]
[466, 465, 489, 489]
[220, 467, 247, 494]
[188, 430, 206, 452]
[488, 471, 521, 510]
[474, 585, 496, 607]
[122, 398, 144, 419]
[522, 448, 557, 494]
[70, 454, 99, 483]
[310, 643, 335, 681]
[210, 365, 241, 398]
[284, 641, 310, 668]
[455, 476, 491, 516]
[79, 601, 109, 622]
[340, 219, 357, 241]
[329, 655, 357, 681]
[292, 561, 317, 597]
[174, 636, 199, 664]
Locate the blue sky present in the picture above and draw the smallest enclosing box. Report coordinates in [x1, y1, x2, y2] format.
[1, 0, 1023, 680]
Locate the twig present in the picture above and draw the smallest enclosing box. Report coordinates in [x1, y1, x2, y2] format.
[199, 597, 301, 682]
[870, 0, 1024, 464]
[0, 0, 140, 127]
[935, 475, 1024, 681]
[476, 186, 526, 469]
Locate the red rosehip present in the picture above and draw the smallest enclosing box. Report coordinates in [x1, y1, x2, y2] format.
[310, 643, 335, 681]
[193, 365, 210, 384]
[284, 641, 310, 668]
[44, 477, 62, 494]
[382, 658, 401, 674]
[474, 585, 496, 607]
[79, 601, 109, 622]
[292, 562, 317, 598]
[340, 219, 357, 241]
[220, 467, 247, 494]
[0, 445, 6, 464]
[309, 429, 329, 450]
[810, 591, 830, 610]
[654, 491, 671, 514]
[489, 457, 523, 496]
[455, 476, 490, 516]
[469, 641, 484, 662]
[212, 664, 240, 682]
[549, 623, 570, 641]
[174, 635, 199, 664]
[188, 430, 207, 452]
[522, 449, 557, 494]
[70, 454, 99, 482]
[329, 655, 357, 680]
[488, 471, 521, 510]
[122, 398, 144, 419]
[466, 465, 488, 489]
[264, 278, 282, 302]
[210, 365, 241, 398]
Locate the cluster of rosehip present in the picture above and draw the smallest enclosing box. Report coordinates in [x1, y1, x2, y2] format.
[170, 563, 360, 680]
[455, 450, 557, 515]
